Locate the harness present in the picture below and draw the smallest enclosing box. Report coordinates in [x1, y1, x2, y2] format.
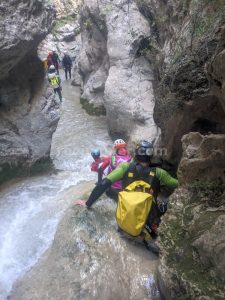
[122, 162, 160, 198]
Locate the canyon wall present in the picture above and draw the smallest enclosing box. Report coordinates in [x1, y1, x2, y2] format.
[0, 0, 60, 182]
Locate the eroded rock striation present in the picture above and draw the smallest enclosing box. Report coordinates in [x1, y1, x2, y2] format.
[53, 0, 81, 17]
[178, 132, 225, 184]
[0, 0, 59, 181]
[158, 184, 225, 300]
[78, 0, 160, 142]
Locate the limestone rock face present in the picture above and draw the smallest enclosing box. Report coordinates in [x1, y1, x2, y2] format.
[53, 0, 81, 17]
[131, 1, 225, 298]
[0, 56, 60, 173]
[0, 0, 60, 177]
[0, 0, 55, 80]
[158, 188, 225, 300]
[192, 215, 225, 281]
[178, 132, 225, 184]
[78, 0, 160, 142]
[147, 0, 225, 163]
[38, 22, 81, 65]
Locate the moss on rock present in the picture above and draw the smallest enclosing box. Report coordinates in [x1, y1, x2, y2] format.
[158, 187, 225, 299]
[0, 158, 54, 185]
[80, 97, 106, 116]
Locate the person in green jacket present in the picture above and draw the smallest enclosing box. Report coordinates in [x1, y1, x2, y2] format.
[75, 140, 178, 253]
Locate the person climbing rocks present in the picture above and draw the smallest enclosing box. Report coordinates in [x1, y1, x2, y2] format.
[90, 139, 132, 199]
[90, 149, 111, 185]
[47, 51, 54, 69]
[75, 140, 178, 255]
[47, 65, 62, 102]
[52, 50, 61, 75]
[105, 139, 132, 199]
[62, 52, 72, 80]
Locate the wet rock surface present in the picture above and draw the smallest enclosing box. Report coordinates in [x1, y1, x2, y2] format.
[10, 186, 160, 300]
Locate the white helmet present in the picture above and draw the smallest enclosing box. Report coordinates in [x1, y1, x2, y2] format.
[49, 65, 55, 70]
[113, 139, 127, 149]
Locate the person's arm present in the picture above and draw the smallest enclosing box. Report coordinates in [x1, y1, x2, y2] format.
[61, 58, 65, 69]
[106, 162, 129, 182]
[99, 156, 110, 172]
[90, 162, 98, 172]
[97, 168, 103, 184]
[85, 178, 112, 207]
[156, 168, 178, 189]
[75, 162, 130, 208]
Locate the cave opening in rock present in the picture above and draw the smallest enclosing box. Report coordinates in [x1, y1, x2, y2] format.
[191, 118, 221, 135]
[135, 37, 151, 58]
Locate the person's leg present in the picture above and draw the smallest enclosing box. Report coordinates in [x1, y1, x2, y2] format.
[58, 88, 62, 102]
[145, 203, 160, 239]
[55, 88, 62, 102]
[105, 188, 119, 201]
[69, 67, 71, 79]
[97, 169, 103, 184]
[65, 68, 68, 80]
[55, 63, 59, 74]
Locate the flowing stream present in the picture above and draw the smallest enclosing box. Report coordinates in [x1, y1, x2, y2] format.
[0, 78, 160, 299]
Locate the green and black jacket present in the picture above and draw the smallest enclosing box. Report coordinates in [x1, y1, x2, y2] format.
[86, 161, 178, 208]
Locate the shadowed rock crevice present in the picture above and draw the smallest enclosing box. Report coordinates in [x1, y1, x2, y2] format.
[161, 95, 225, 164]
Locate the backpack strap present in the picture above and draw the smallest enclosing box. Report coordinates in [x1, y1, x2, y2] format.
[111, 155, 116, 169]
[147, 168, 160, 199]
[122, 163, 160, 197]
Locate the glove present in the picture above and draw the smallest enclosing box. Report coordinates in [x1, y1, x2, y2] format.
[91, 162, 98, 172]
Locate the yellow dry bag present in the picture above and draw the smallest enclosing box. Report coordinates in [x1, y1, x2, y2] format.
[116, 180, 155, 236]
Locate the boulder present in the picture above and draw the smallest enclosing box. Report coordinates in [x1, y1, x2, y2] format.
[192, 214, 225, 282]
[78, 0, 160, 142]
[0, 0, 55, 80]
[178, 132, 225, 184]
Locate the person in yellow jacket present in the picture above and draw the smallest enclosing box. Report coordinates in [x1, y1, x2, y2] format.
[75, 140, 178, 254]
[47, 65, 62, 102]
